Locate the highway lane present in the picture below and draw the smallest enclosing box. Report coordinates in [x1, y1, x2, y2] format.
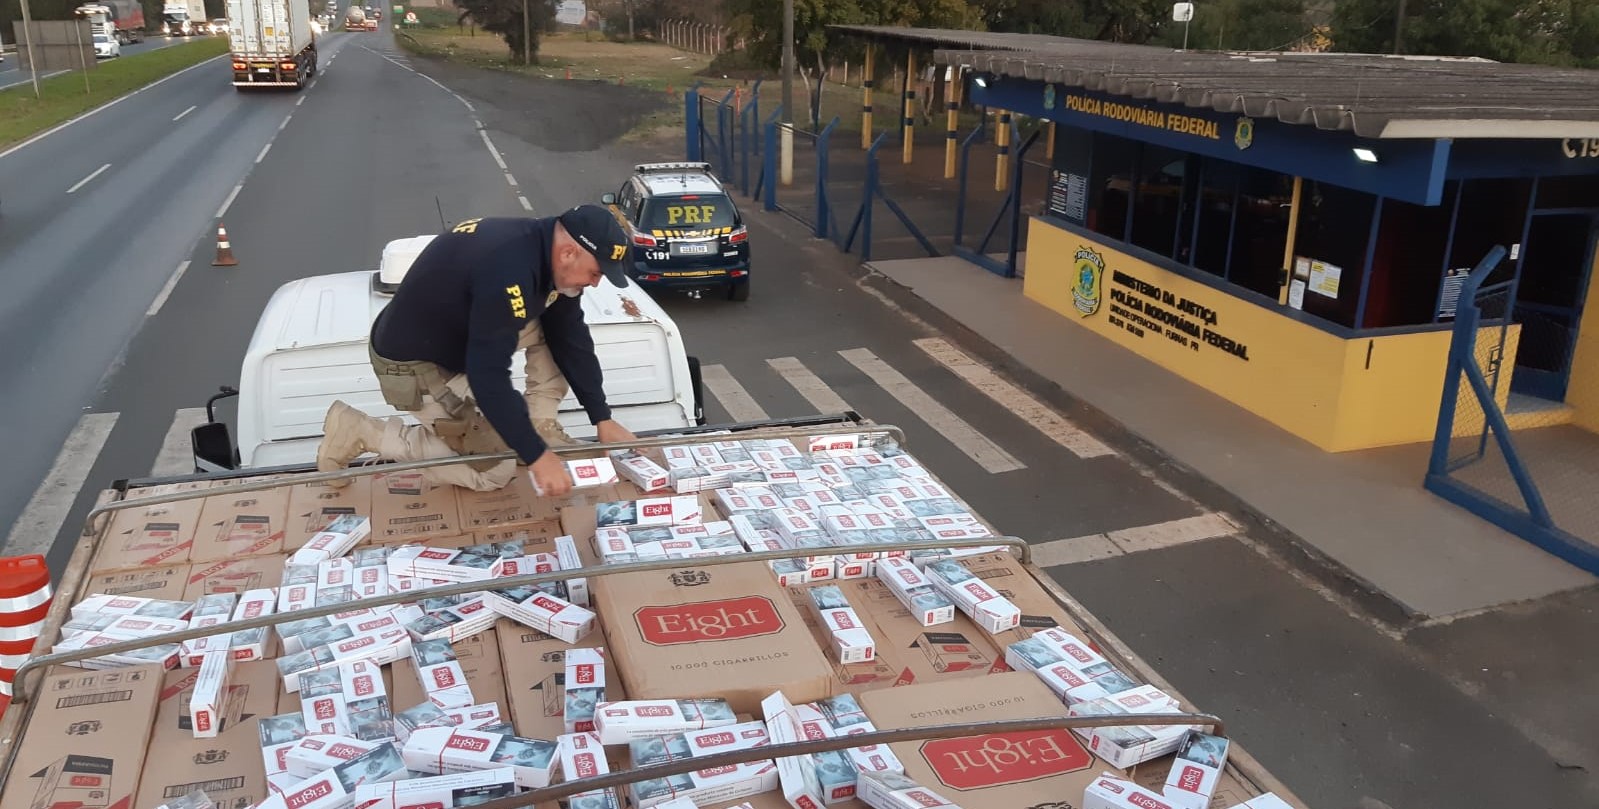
[0, 34, 197, 91]
[0, 33, 363, 555]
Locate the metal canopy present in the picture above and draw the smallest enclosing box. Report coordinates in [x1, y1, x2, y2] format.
[827, 25, 1599, 140]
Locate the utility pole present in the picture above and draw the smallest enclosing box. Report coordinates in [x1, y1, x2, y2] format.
[522, 0, 530, 65]
[779, 0, 794, 186]
[20, 0, 40, 99]
[1393, 0, 1406, 54]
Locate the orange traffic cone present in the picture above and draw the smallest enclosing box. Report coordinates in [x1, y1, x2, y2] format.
[213, 222, 237, 267]
[564, 67, 571, 80]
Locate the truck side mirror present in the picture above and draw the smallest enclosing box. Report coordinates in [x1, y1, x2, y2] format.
[191, 422, 238, 473]
[601, 192, 617, 205]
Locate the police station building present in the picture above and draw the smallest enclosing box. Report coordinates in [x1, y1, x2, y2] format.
[937, 41, 1599, 451]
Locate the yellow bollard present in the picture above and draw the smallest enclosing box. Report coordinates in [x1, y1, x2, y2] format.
[862, 48, 875, 151]
[902, 51, 916, 164]
[994, 111, 1011, 192]
[944, 66, 960, 179]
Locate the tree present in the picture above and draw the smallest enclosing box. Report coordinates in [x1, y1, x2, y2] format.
[453, 0, 556, 63]
[1153, 0, 1310, 51]
[1329, 0, 1596, 66]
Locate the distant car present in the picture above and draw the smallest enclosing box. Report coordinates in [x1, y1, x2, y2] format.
[209, 18, 228, 34]
[92, 32, 121, 58]
[601, 161, 752, 301]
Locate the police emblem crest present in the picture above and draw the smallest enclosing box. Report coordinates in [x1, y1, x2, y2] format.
[1234, 116, 1255, 150]
[1072, 247, 1105, 317]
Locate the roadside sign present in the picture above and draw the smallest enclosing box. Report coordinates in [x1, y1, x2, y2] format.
[404, 11, 417, 22]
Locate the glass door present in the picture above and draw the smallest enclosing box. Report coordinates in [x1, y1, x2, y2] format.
[1511, 211, 1599, 401]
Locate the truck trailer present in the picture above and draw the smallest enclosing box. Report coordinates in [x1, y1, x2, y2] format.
[160, 0, 207, 35]
[228, 0, 317, 89]
[74, 0, 145, 45]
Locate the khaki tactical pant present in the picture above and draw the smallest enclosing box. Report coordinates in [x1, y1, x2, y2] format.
[361, 320, 571, 490]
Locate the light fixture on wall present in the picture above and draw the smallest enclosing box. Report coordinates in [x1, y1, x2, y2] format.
[1353, 147, 1379, 163]
[973, 75, 989, 88]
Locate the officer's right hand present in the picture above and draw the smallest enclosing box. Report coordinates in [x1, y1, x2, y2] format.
[530, 451, 573, 497]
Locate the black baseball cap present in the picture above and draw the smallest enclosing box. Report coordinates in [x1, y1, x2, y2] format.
[558, 204, 632, 287]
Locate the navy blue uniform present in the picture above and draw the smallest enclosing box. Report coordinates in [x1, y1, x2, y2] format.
[371, 216, 611, 464]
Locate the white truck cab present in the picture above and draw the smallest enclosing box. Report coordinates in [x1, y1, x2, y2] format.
[193, 235, 704, 472]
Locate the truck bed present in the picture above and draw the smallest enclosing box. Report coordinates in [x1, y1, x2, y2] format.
[0, 413, 1309, 809]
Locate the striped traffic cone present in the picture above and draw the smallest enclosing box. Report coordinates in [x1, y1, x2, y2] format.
[0, 555, 53, 707]
[213, 222, 238, 267]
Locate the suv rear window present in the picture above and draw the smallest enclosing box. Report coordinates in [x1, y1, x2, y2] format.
[640, 195, 737, 229]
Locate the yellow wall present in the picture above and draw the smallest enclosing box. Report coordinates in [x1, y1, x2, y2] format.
[1566, 249, 1599, 434]
[1023, 219, 1508, 451]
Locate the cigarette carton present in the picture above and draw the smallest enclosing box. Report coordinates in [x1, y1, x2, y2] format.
[350, 768, 518, 809]
[70, 594, 194, 621]
[610, 450, 669, 492]
[279, 629, 412, 692]
[1163, 731, 1230, 809]
[260, 743, 407, 809]
[1029, 628, 1142, 695]
[922, 560, 1020, 634]
[51, 631, 180, 670]
[291, 514, 372, 566]
[260, 711, 311, 778]
[567, 457, 621, 487]
[564, 647, 606, 734]
[226, 587, 276, 661]
[1067, 696, 1193, 768]
[387, 546, 496, 583]
[441, 702, 503, 731]
[760, 691, 825, 809]
[811, 694, 904, 776]
[874, 558, 954, 627]
[808, 586, 876, 664]
[188, 649, 233, 738]
[592, 698, 737, 745]
[64, 613, 189, 642]
[487, 552, 561, 579]
[301, 659, 390, 738]
[629, 729, 778, 809]
[284, 735, 381, 780]
[554, 535, 590, 607]
[808, 435, 862, 454]
[353, 565, 389, 599]
[393, 702, 460, 743]
[682, 720, 770, 757]
[411, 638, 477, 710]
[856, 771, 961, 809]
[557, 732, 621, 809]
[1083, 774, 1178, 809]
[485, 589, 594, 643]
[407, 597, 497, 644]
[595, 496, 703, 528]
[401, 726, 559, 789]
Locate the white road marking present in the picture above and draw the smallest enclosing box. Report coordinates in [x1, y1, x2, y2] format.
[504, 172, 518, 187]
[255, 143, 272, 163]
[2, 413, 119, 556]
[147, 261, 190, 318]
[841, 348, 1025, 473]
[518, 196, 533, 212]
[0, 55, 226, 162]
[150, 408, 209, 477]
[296, 96, 306, 106]
[767, 357, 851, 414]
[216, 183, 244, 218]
[1031, 512, 1241, 567]
[279, 114, 293, 131]
[480, 132, 507, 169]
[702, 364, 769, 422]
[172, 104, 198, 121]
[913, 337, 1116, 459]
[67, 163, 112, 194]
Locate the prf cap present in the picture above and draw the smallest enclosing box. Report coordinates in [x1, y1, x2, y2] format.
[558, 204, 632, 288]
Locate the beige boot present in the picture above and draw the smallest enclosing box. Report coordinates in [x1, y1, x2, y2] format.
[533, 417, 577, 447]
[316, 401, 387, 486]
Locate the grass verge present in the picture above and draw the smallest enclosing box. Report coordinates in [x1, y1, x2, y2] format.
[0, 37, 230, 151]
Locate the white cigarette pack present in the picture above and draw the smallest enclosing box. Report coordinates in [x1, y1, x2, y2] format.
[225, 587, 276, 661]
[64, 612, 188, 643]
[808, 435, 862, 454]
[629, 739, 777, 809]
[407, 597, 497, 644]
[557, 732, 621, 809]
[189, 650, 233, 738]
[554, 535, 591, 607]
[386, 546, 495, 583]
[772, 510, 823, 546]
[611, 450, 670, 492]
[857, 771, 961, 809]
[486, 588, 594, 643]
[812, 694, 904, 776]
[564, 647, 606, 734]
[300, 659, 390, 740]
[760, 691, 826, 809]
[350, 767, 518, 809]
[401, 726, 559, 789]
[922, 560, 1020, 634]
[51, 631, 180, 670]
[352, 564, 389, 599]
[1029, 628, 1143, 695]
[291, 515, 372, 566]
[875, 558, 954, 627]
[662, 446, 698, 470]
[1068, 696, 1193, 768]
[592, 698, 737, 745]
[442, 702, 503, 730]
[411, 638, 476, 710]
[1083, 774, 1179, 809]
[279, 583, 316, 613]
[393, 703, 460, 743]
[832, 557, 873, 580]
[259, 712, 311, 778]
[595, 496, 703, 528]
[808, 587, 876, 664]
[284, 735, 381, 779]
[70, 594, 193, 621]
[488, 552, 561, 579]
[258, 743, 407, 809]
[567, 457, 620, 487]
[279, 629, 412, 692]
[717, 488, 783, 517]
[1163, 731, 1231, 809]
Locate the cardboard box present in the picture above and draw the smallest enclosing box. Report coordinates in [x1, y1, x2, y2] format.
[564, 648, 605, 734]
[921, 561, 1019, 634]
[286, 477, 374, 549]
[859, 673, 1100, 807]
[456, 473, 555, 530]
[92, 500, 204, 573]
[182, 555, 286, 600]
[140, 661, 280, 809]
[350, 769, 518, 809]
[593, 698, 736, 745]
[83, 565, 192, 601]
[290, 515, 373, 566]
[191, 489, 290, 562]
[497, 622, 620, 743]
[393, 628, 507, 717]
[371, 472, 462, 540]
[1163, 731, 1230, 809]
[0, 664, 164, 809]
[188, 650, 234, 738]
[401, 727, 558, 789]
[593, 562, 834, 715]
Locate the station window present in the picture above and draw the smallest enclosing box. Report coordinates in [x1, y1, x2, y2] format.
[1293, 180, 1377, 328]
[1086, 133, 1138, 242]
[1229, 166, 1294, 301]
[1363, 183, 1459, 328]
[1449, 178, 1533, 285]
[1128, 144, 1188, 258]
[1190, 160, 1239, 280]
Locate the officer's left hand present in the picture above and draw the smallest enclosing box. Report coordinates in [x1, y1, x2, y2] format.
[594, 420, 636, 445]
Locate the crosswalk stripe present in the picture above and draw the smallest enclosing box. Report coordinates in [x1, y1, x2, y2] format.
[151, 408, 209, 478]
[701, 364, 769, 422]
[1031, 512, 1240, 566]
[768, 357, 851, 414]
[839, 348, 1025, 474]
[2, 412, 119, 557]
[913, 337, 1116, 459]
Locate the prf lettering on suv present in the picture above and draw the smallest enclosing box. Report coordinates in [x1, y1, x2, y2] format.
[601, 162, 753, 302]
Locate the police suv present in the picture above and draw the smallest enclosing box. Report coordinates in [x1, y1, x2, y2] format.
[602, 162, 752, 301]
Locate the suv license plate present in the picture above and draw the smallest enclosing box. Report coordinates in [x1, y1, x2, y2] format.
[676, 243, 712, 255]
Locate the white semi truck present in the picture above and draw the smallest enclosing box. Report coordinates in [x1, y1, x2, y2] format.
[227, 0, 317, 89]
[160, 0, 207, 35]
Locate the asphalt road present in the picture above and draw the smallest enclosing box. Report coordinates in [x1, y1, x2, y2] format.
[0, 34, 197, 90]
[0, 21, 1594, 809]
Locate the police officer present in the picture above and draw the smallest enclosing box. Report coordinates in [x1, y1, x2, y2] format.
[316, 204, 638, 496]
